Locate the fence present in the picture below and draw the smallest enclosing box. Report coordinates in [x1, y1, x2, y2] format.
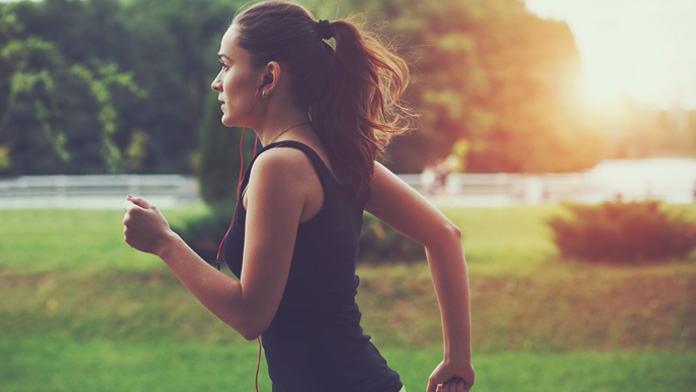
[410, 158, 696, 206]
[0, 175, 198, 209]
[1, 158, 694, 209]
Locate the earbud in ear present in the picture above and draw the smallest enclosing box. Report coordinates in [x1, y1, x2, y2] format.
[258, 76, 273, 90]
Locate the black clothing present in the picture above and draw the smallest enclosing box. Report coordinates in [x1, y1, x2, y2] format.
[222, 141, 403, 392]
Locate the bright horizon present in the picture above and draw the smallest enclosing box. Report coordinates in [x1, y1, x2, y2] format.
[525, 0, 696, 110]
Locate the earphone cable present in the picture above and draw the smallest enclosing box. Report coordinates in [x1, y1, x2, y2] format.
[215, 88, 261, 270]
[255, 337, 262, 392]
[210, 89, 264, 391]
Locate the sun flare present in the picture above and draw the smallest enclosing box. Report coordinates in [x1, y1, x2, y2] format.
[526, 0, 696, 109]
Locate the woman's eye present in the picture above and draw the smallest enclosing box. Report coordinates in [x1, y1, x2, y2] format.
[220, 62, 229, 70]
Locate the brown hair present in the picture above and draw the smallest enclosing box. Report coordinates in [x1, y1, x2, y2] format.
[234, 1, 415, 195]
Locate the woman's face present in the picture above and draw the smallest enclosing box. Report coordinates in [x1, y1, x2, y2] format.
[211, 25, 262, 127]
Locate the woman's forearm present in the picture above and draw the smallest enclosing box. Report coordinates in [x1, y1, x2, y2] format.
[364, 164, 473, 360]
[424, 225, 472, 362]
[156, 231, 262, 340]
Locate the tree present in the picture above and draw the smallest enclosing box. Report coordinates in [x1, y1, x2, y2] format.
[589, 97, 696, 159]
[1, 0, 612, 177]
[0, 2, 144, 174]
[0, 0, 239, 175]
[119, 0, 240, 174]
[318, 0, 605, 173]
[196, 93, 258, 205]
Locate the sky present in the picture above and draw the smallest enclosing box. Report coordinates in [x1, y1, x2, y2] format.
[525, 0, 696, 109]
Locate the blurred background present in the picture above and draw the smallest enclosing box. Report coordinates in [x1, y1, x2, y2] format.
[0, 0, 694, 206]
[0, 0, 694, 391]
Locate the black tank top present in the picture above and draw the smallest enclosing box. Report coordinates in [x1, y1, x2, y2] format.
[222, 141, 402, 392]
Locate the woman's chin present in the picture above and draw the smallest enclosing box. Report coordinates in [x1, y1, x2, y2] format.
[220, 115, 236, 128]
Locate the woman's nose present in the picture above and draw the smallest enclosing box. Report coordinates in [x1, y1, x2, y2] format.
[211, 76, 222, 92]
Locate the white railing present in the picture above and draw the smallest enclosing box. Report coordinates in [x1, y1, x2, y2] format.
[0, 175, 198, 209]
[1, 158, 694, 209]
[404, 158, 696, 206]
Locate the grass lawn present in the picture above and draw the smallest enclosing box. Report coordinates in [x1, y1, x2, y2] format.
[2, 334, 695, 392]
[1, 206, 695, 391]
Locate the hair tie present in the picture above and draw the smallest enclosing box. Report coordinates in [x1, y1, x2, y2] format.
[316, 19, 333, 40]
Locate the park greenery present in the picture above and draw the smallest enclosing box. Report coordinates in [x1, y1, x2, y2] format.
[1, 206, 695, 391]
[2, 0, 695, 189]
[549, 201, 696, 263]
[1, 0, 695, 390]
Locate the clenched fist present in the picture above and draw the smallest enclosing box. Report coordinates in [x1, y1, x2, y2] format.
[123, 196, 175, 256]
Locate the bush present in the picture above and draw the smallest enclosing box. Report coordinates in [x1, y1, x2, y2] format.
[170, 206, 234, 265]
[197, 93, 257, 205]
[173, 210, 425, 266]
[548, 201, 696, 263]
[358, 213, 425, 265]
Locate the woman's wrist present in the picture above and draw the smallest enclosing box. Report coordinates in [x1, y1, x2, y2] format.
[444, 345, 472, 364]
[155, 230, 183, 260]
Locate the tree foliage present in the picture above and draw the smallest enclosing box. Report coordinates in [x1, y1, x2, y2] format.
[326, 0, 606, 173]
[0, 3, 146, 174]
[0, 0, 238, 175]
[1, 0, 690, 180]
[589, 97, 696, 159]
[197, 93, 258, 205]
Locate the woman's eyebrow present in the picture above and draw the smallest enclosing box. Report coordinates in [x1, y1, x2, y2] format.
[217, 53, 232, 62]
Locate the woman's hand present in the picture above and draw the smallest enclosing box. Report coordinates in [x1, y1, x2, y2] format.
[427, 359, 475, 392]
[123, 196, 175, 256]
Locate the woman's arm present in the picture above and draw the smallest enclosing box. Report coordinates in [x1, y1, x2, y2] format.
[123, 148, 314, 340]
[365, 163, 475, 392]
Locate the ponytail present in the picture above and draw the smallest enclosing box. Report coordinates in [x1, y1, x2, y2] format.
[235, 2, 416, 196]
[312, 18, 414, 195]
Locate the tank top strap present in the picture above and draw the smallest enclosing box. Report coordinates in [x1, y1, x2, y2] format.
[237, 140, 365, 208]
[263, 140, 340, 189]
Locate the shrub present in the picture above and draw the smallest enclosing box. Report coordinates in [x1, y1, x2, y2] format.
[548, 201, 696, 263]
[197, 93, 256, 205]
[170, 206, 234, 265]
[173, 210, 425, 266]
[358, 213, 425, 265]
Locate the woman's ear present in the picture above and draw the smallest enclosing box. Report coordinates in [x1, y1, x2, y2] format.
[260, 61, 281, 96]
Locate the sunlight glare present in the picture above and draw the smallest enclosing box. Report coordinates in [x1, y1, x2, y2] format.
[525, 0, 696, 109]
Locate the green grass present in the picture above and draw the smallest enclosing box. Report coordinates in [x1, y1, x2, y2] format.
[0, 207, 216, 274]
[440, 205, 562, 275]
[1, 206, 695, 391]
[0, 209, 157, 274]
[0, 206, 561, 275]
[1, 333, 266, 392]
[2, 334, 694, 391]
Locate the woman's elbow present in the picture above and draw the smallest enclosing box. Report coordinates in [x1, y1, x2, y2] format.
[227, 293, 278, 341]
[446, 221, 462, 241]
[238, 327, 262, 341]
[234, 313, 272, 341]
[425, 220, 462, 249]
[236, 321, 266, 341]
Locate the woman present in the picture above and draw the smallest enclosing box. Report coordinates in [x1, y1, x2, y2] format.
[123, 2, 474, 391]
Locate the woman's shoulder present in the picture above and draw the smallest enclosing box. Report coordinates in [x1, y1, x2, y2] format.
[245, 143, 326, 220]
[249, 148, 316, 192]
[250, 146, 315, 183]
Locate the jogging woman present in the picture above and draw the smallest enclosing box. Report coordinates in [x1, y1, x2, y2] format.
[123, 2, 474, 391]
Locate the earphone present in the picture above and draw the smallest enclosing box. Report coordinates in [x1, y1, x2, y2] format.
[259, 75, 273, 96]
[259, 75, 273, 89]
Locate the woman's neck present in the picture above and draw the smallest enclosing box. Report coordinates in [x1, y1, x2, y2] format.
[253, 107, 311, 147]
